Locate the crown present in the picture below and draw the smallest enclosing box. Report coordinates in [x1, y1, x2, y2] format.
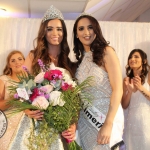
[76, 12, 92, 20]
[42, 5, 64, 23]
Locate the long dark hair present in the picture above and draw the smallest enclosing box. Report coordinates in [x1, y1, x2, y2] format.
[31, 19, 74, 77]
[3, 50, 25, 75]
[73, 15, 109, 66]
[126, 49, 149, 84]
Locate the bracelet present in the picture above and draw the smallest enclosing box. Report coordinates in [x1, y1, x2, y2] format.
[140, 90, 150, 98]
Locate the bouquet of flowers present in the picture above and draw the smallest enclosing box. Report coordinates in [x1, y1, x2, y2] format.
[8, 59, 92, 150]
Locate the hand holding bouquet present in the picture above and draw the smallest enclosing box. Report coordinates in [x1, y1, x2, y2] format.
[8, 60, 92, 150]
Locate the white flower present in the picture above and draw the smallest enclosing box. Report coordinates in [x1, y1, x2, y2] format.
[49, 91, 65, 106]
[66, 80, 77, 87]
[34, 72, 45, 83]
[63, 71, 77, 87]
[32, 96, 49, 110]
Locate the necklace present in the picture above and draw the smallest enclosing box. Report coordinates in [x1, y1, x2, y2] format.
[49, 55, 58, 62]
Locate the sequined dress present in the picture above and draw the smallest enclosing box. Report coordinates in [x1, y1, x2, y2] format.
[0, 75, 24, 150]
[75, 51, 124, 150]
[124, 77, 150, 150]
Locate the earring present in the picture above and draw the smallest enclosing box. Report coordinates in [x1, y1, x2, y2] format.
[76, 35, 78, 38]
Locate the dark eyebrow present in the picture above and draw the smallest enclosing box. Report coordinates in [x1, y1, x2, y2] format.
[78, 26, 84, 29]
[47, 26, 62, 28]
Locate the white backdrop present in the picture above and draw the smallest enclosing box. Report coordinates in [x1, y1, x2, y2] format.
[0, 18, 150, 77]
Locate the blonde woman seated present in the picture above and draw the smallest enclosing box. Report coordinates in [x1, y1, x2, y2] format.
[0, 50, 25, 150]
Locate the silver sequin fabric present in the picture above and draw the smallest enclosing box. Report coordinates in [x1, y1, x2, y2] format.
[75, 51, 124, 150]
[124, 77, 150, 150]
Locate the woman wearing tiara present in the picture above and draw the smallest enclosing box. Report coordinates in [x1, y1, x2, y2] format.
[73, 14, 125, 150]
[8, 5, 76, 150]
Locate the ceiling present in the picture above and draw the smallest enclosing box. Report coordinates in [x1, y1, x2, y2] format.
[0, 0, 150, 21]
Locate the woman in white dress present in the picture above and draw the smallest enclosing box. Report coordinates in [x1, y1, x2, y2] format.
[0, 50, 25, 150]
[122, 49, 150, 150]
[73, 14, 124, 150]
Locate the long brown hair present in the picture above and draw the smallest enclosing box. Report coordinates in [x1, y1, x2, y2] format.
[3, 50, 25, 75]
[31, 19, 74, 77]
[126, 49, 149, 84]
[73, 15, 109, 66]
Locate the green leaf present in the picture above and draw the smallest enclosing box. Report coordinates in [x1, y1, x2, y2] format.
[27, 79, 35, 89]
[23, 81, 27, 88]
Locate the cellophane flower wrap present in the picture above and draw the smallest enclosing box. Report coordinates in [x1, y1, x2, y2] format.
[8, 59, 92, 150]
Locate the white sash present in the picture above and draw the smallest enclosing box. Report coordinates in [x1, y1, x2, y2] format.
[83, 106, 106, 131]
[83, 105, 124, 148]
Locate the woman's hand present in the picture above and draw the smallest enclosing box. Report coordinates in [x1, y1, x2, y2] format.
[97, 123, 112, 145]
[124, 77, 136, 93]
[24, 109, 44, 120]
[62, 123, 76, 141]
[133, 75, 143, 91]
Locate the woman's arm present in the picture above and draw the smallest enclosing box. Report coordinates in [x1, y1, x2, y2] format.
[121, 77, 132, 109]
[133, 74, 150, 100]
[0, 79, 10, 110]
[97, 46, 123, 145]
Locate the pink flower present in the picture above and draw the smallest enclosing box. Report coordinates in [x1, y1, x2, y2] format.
[44, 69, 62, 81]
[14, 93, 19, 99]
[32, 96, 49, 110]
[40, 85, 54, 93]
[61, 82, 72, 91]
[30, 88, 40, 102]
[65, 138, 72, 144]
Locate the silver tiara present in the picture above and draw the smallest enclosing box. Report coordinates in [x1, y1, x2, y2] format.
[76, 12, 92, 20]
[42, 5, 64, 23]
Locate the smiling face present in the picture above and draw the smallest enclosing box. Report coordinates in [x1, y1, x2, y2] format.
[9, 53, 25, 74]
[76, 18, 96, 51]
[45, 19, 63, 46]
[128, 52, 142, 70]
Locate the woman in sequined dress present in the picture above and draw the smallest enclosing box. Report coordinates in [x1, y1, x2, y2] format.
[9, 6, 76, 150]
[0, 50, 25, 150]
[122, 49, 150, 150]
[73, 14, 125, 150]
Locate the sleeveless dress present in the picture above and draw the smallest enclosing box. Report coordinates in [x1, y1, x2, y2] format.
[75, 51, 124, 150]
[124, 77, 150, 150]
[0, 75, 24, 150]
[7, 64, 71, 150]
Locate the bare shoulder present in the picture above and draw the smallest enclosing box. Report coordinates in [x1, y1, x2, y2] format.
[24, 52, 35, 73]
[27, 52, 34, 60]
[103, 46, 118, 61]
[25, 52, 34, 64]
[104, 46, 115, 53]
